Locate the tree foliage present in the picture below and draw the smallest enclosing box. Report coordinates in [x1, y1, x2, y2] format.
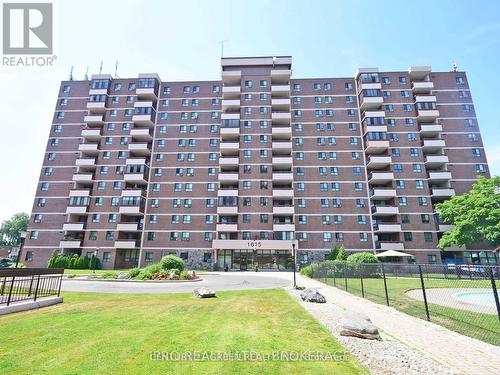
[436, 176, 500, 249]
[0, 212, 29, 246]
[346, 252, 379, 264]
[335, 245, 347, 261]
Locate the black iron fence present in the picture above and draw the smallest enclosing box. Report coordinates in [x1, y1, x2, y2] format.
[0, 268, 64, 306]
[309, 262, 500, 346]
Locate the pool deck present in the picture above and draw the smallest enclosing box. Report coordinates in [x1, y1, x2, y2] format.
[406, 288, 497, 315]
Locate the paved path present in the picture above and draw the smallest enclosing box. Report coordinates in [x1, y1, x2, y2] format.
[296, 275, 500, 375]
[61, 271, 293, 294]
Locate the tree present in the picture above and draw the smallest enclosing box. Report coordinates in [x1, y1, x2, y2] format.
[436, 176, 500, 249]
[327, 246, 340, 261]
[335, 245, 347, 261]
[0, 212, 29, 246]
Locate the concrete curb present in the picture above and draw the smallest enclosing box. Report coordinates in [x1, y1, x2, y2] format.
[0, 296, 63, 316]
[63, 277, 203, 283]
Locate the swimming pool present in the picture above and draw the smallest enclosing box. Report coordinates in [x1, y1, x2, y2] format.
[453, 291, 497, 308]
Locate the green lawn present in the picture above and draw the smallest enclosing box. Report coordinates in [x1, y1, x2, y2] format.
[63, 269, 127, 276]
[318, 276, 499, 346]
[0, 289, 366, 375]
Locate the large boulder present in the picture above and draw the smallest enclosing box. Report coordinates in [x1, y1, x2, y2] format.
[193, 287, 216, 298]
[300, 288, 326, 303]
[340, 310, 380, 340]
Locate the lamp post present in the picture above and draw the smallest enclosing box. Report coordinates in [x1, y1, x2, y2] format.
[93, 248, 99, 274]
[15, 231, 27, 268]
[292, 242, 296, 288]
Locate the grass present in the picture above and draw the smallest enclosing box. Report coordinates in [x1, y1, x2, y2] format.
[63, 269, 209, 277]
[318, 275, 499, 346]
[0, 289, 366, 375]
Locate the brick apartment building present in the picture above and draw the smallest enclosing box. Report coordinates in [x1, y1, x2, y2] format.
[22, 56, 494, 269]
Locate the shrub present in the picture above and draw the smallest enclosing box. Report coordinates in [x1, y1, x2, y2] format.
[179, 270, 189, 280]
[300, 264, 314, 278]
[335, 246, 347, 261]
[346, 252, 379, 264]
[159, 255, 184, 271]
[138, 263, 161, 280]
[47, 253, 101, 270]
[127, 268, 140, 278]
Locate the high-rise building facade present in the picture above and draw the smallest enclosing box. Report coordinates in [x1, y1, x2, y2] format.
[23, 56, 494, 270]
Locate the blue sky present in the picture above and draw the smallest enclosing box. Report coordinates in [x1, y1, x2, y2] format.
[0, 0, 499, 222]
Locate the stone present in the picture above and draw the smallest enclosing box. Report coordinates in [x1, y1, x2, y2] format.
[300, 288, 326, 303]
[193, 287, 216, 298]
[340, 309, 380, 340]
[115, 272, 129, 280]
[187, 270, 196, 278]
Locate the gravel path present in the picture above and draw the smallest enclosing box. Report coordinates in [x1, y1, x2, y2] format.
[289, 275, 500, 375]
[406, 288, 497, 314]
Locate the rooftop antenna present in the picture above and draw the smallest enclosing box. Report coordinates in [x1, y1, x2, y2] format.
[99, 61, 103, 74]
[219, 39, 228, 58]
[272, 56, 276, 68]
[84, 66, 89, 80]
[452, 61, 458, 72]
[114, 60, 119, 78]
[69, 66, 74, 81]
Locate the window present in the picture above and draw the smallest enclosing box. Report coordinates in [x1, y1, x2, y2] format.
[399, 76, 407, 84]
[30, 231, 38, 240]
[360, 233, 368, 242]
[428, 255, 437, 264]
[323, 232, 332, 242]
[404, 232, 413, 241]
[33, 214, 42, 223]
[455, 76, 465, 85]
[421, 214, 430, 224]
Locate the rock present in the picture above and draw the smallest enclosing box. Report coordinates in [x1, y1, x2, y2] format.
[295, 286, 306, 290]
[300, 288, 326, 303]
[340, 309, 380, 340]
[193, 287, 216, 298]
[115, 272, 129, 280]
[187, 270, 196, 278]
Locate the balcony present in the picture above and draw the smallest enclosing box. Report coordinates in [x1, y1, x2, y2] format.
[217, 206, 238, 215]
[121, 189, 144, 197]
[114, 240, 139, 249]
[220, 142, 239, 155]
[271, 98, 291, 110]
[359, 82, 382, 91]
[369, 172, 394, 184]
[271, 85, 290, 97]
[271, 127, 292, 140]
[365, 140, 390, 154]
[130, 128, 153, 141]
[219, 157, 239, 168]
[78, 143, 99, 155]
[360, 96, 383, 111]
[438, 224, 453, 232]
[75, 158, 96, 168]
[420, 124, 442, 137]
[431, 188, 456, 200]
[124, 172, 147, 184]
[59, 240, 81, 249]
[272, 111, 291, 124]
[273, 189, 294, 199]
[221, 112, 240, 121]
[216, 224, 238, 232]
[221, 99, 240, 111]
[273, 172, 293, 182]
[84, 115, 104, 125]
[119, 205, 144, 215]
[409, 66, 431, 80]
[377, 242, 405, 251]
[417, 109, 440, 122]
[117, 223, 141, 231]
[217, 189, 238, 197]
[367, 155, 391, 170]
[412, 81, 434, 93]
[372, 206, 399, 216]
[69, 189, 90, 197]
[272, 141, 292, 153]
[86, 101, 106, 113]
[132, 113, 154, 127]
[218, 173, 239, 183]
[222, 86, 240, 99]
[425, 155, 448, 168]
[66, 206, 88, 214]
[81, 129, 101, 141]
[72, 173, 93, 183]
[272, 157, 292, 168]
[273, 206, 294, 215]
[271, 69, 291, 84]
[273, 223, 295, 232]
[221, 70, 241, 85]
[428, 171, 452, 182]
[128, 143, 151, 156]
[422, 139, 446, 153]
[220, 127, 240, 139]
[62, 223, 85, 231]
[374, 224, 402, 233]
[370, 188, 397, 200]
[136, 87, 157, 100]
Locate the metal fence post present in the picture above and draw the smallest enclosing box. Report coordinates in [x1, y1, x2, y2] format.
[33, 275, 41, 302]
[381, 263, 389, 306]
[487, 267, 500, 322]
[418, 265, 430, 321]
[57, 274, 63, 297]
[6, 276, 15, 306]
[333, 264, 336, 287]
[360, 265, 365, 298]
[343, 264, 348, 291]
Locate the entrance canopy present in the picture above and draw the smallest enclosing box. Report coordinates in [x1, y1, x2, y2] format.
[375, 250, 413, 258]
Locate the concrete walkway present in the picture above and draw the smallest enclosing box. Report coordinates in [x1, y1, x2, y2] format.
[296, 275, 500, 375]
